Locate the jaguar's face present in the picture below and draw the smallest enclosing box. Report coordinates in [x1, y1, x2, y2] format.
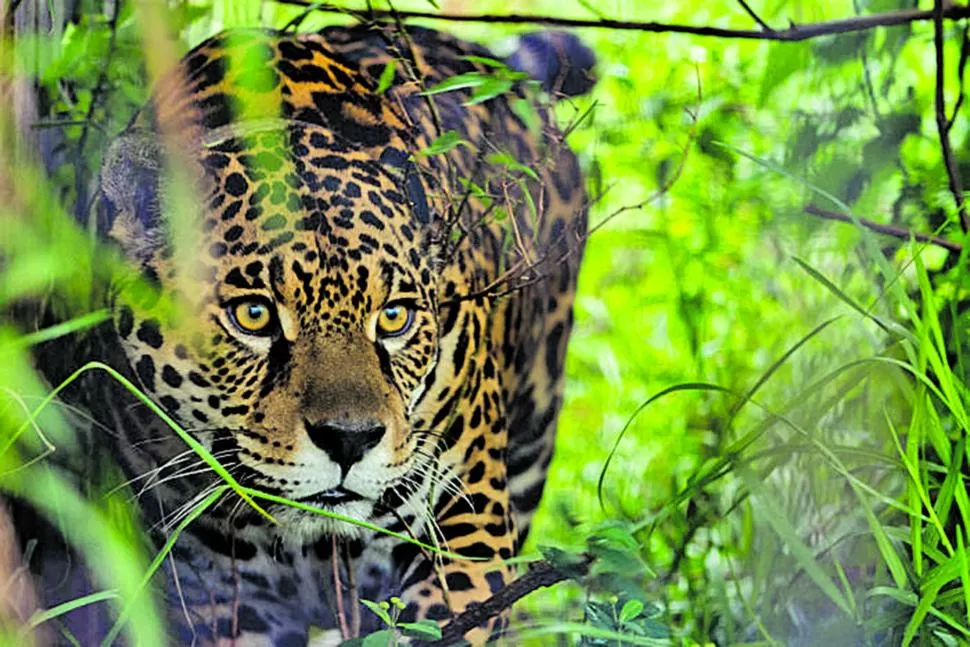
[102, 125, 442, 534]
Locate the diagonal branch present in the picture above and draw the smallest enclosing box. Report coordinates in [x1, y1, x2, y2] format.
[271, 0, 970, 42]
[803, 204, 963, 253]
[933, 0, 970, 234]
[736, 0, 774, 32]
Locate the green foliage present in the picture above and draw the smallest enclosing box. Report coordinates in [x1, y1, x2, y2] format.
[421, 61, 530, 105]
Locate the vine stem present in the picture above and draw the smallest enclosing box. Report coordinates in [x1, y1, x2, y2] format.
[272, 1, 970, 42]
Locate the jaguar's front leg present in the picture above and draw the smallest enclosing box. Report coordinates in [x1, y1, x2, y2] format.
[393, 444, 516, 646]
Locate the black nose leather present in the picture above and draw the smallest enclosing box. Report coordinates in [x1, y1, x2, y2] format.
[305, 419, 385, 477]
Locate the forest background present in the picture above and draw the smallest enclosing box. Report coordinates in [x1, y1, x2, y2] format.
[2, 0, 970, 645]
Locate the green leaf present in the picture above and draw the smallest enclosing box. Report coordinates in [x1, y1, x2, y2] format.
[619, 599, 644, 623]
[416, 130, 471, 158]
[375, 59, 396, 95]
[27, 591, 119, 629]
[466, 77, 514, 105]
[461, 55, 509, 69]
[759, 42, 811, 106]
[398, 620, 442, 640]
[486, 152, 539, 181]
[421, 72, 488, 96]
[511, 97, 541, 136]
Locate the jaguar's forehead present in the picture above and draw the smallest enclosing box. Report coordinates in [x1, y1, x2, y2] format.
[183, 125, 436, 306]
[145, 28, 412, 153]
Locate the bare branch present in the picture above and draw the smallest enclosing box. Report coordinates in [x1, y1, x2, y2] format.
[949, 21, 970, 130]
[736, 0, 774, 32]
[803, 204, 963, 253]
[934, 0, 970, 233]
[271, 1, 970, 42]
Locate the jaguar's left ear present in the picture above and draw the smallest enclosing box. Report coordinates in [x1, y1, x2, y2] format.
[96, 130, 167, 264]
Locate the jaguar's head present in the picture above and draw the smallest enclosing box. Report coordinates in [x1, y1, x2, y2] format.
[98, 123, 444, 536]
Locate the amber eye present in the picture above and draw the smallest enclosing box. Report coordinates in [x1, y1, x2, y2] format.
[376, 303, 414, 338]
[228, 298, 276, 336]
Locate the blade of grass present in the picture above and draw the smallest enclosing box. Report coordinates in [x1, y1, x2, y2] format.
[101, 485, 228, 647]
[2, 464, 164, 647]
[792, 257, 892, 335]
[2, 361, 275, 523]
[597, 382, 732, 510]
[3, 310, 110, 352]
[902, 556, 968, 646]
[959, 528, 970, 627]
[887, 404, 954, 554]
[25, 590, 119, 630]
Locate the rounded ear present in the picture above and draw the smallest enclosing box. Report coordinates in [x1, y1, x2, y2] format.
[96, 131, 166, 263]
[506, 32, 597, 98]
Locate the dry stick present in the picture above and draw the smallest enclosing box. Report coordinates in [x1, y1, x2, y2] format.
[453, 72, 702, 305]
[271, 0, 970, 42]
[74, 0, 121, 223]
[803, 204, 963, 253]
[418, 557, 592, 647]
[933, 0, 970, 234]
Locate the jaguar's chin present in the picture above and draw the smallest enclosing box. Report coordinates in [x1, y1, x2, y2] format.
[270, 494, 378, 541]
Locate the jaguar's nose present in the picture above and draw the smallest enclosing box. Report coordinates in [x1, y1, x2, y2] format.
[304, 418, 386, 478]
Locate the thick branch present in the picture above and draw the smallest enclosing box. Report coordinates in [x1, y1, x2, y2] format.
[933, 0, 970, 233]
[418, 557, 591, 647]
[804, 204, 963, 253]
[272, 1, 970, 42]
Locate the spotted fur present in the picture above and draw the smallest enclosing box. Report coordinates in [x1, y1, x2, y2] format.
[24, 23, 593, 645]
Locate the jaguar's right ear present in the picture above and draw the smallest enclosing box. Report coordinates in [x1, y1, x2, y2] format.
[96, 131, 167, 263]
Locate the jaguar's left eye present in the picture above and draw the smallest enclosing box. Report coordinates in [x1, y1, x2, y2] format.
[228, 298, 277, 336]
[376, 303, 414, 338]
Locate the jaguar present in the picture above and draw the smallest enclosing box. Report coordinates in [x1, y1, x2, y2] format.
[13, 20, 594, 646]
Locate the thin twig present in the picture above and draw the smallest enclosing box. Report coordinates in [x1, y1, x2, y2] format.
[271, 0, 970, 42]
[446, 70, 701, 305]
[853, 0, 882, 122]
[933, 0, 970, 233]
[736, 0, 774, 32]
[949, 21, 970, 129]
[803, 204, 963, 253]
[342, 541, 361, 638]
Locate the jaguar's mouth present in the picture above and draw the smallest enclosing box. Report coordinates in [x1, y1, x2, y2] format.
[296, 487, 364, 507]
